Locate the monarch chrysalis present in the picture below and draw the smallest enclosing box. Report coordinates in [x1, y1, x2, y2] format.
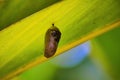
[44, 24, 61, 58]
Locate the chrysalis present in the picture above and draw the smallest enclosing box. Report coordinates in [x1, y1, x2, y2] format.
[44, 24, 61, 58]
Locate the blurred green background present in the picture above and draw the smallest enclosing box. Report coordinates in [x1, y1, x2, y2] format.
[0, 0, 120, 80]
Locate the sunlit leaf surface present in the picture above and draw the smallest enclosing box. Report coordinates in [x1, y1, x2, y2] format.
[0, 0, 120, 79]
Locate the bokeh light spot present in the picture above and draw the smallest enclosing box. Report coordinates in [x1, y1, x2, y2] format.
[50, 41, 91, 68]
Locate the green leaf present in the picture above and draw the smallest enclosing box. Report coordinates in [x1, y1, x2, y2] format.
[0, 0, 120, 79]
[0, 0, 59, 30]
[18, 62, 57, 80]
[91, 26, 120, 80]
